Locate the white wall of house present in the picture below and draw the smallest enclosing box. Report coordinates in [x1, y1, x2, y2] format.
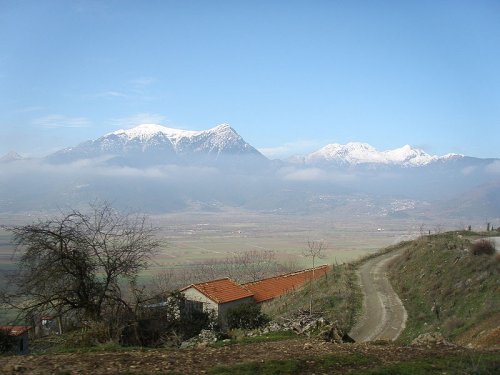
[182, 287, 218, 316]
[182, 288, 255, 330]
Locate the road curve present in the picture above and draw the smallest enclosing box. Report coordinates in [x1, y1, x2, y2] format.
[349, 250, 408, 342]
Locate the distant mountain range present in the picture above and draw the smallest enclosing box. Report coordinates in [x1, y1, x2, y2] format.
[1, 123, 499, 220]
[0, 123, 488, 168]
[44, 124, 266, 168]
[293, 143, 463, 167]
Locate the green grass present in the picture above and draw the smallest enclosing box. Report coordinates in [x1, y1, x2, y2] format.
[387, 232, 500, 343]
[211, 330, 297, 347]
[262, 263, 363, 332]
[351, 352, 500, 375]
[208, 352, 375, 374]
[208, 351, 500, 375]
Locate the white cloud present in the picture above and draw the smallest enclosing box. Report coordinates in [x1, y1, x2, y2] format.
[283, 168, 327, 181]
[33, 115, 91, 128]
[461, 166, 477, 175]
[486, 160, 500, 174]
[259, 140, 324, 159]
[94, 91, 128, 99]
[130, 77, 156, 86]
[111, 113, 167, 128]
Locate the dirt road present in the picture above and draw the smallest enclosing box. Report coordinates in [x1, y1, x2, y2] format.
[349, 250, 407, 342]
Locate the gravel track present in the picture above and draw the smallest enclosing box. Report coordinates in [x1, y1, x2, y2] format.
[349, 250, 407, 342]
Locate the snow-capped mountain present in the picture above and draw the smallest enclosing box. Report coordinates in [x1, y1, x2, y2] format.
[1, 124, 499, 217]
[294, 142, 463, 167]
[46, 123, 267, 166]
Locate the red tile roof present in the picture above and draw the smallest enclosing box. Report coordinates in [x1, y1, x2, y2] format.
[181, 277, 254, 304]
[243, 265, 330, 303]
[0, 325, 32, 337]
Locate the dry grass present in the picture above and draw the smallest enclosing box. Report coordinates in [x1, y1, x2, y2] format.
[387, 232, 500, 343]
[261, 264, 362, 332]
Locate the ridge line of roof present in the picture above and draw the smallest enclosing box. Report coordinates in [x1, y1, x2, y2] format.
[242, 264, 330, 286]
[179, 277, 232, 292]
[181, 277, 254, 304]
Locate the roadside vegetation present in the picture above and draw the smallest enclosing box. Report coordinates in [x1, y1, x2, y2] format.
[262, 263, 362, 333]
[209, 350, 500, 375]
[387, 231, 500, 345]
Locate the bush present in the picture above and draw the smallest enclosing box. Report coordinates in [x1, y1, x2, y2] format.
[470, 240, 496, 256]
[226, 303, 270, 330]
[0, 330, 15, 353]
[121, 291, 214, 347]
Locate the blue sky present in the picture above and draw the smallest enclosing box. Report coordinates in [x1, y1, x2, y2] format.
[0, 0, 499, 158]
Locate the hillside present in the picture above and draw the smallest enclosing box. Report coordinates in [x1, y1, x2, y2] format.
[261, 264, 362, 333]
[387, 232, 500, 347]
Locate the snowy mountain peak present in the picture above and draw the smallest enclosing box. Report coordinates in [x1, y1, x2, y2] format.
[108, 123, 239, 143]
[47, 123, 266, 165]
[109, 124, 199, 141]
[209, 123, 233, 132]
[303, 142, 460, 166]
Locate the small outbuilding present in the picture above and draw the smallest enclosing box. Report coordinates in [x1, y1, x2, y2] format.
[180, 277, 255, 329]
[0, 325, 32, 355]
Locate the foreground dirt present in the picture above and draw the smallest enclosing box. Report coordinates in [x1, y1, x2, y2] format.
[1, 337, 496, 375]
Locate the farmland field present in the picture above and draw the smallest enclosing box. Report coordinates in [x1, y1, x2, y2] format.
[0, 208, 462, 280]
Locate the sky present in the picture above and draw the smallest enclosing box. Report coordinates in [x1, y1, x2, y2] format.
[0, 0, 499, 159]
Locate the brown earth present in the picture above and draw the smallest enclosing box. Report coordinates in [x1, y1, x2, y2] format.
[456, 313, 500, 349]
[0, 337, 496, 375]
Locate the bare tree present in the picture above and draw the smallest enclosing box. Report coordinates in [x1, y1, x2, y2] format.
[302, 240, 327, 314]
[0, 202, 159, 327]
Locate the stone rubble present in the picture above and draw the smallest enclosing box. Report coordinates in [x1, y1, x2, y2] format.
[179, 310, 355, 348]
[411, 332, 455, 347]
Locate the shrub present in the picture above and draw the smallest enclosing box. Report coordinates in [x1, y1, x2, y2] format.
[470, 240, 496, 256]
[226, 303, 270, 330]
[121, 291, 214, 347]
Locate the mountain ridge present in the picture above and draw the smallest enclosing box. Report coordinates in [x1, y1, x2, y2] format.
[45, 123, 266, 166]
[292, 142, 464, 167]
[39, 123, 485, 168]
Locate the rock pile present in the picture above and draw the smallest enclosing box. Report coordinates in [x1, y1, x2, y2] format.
[252, 310, 355, 343]
[411, 332, 455, 347]
[180, 329, 218, 349]
[180, 310, 355, 348]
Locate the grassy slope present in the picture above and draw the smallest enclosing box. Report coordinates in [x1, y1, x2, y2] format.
[261, 263, 362, 332]
[387, 232, 500, 344]
[209, 351, 500, 375]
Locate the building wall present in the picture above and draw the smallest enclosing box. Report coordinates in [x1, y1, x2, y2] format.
[182, 288, 255, 330]
[182, 287, 218, 315]
[11, 333, 29, 355]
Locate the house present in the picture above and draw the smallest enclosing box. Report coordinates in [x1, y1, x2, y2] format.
[180, 278, 254, 329]
[180, 265, 330, 329]
[0, 325, 32, 355]
[244, 265, 330, 303]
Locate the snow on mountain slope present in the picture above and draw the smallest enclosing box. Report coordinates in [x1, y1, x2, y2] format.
[300, 142, 464, 166]
[46, 123, 265, 164]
